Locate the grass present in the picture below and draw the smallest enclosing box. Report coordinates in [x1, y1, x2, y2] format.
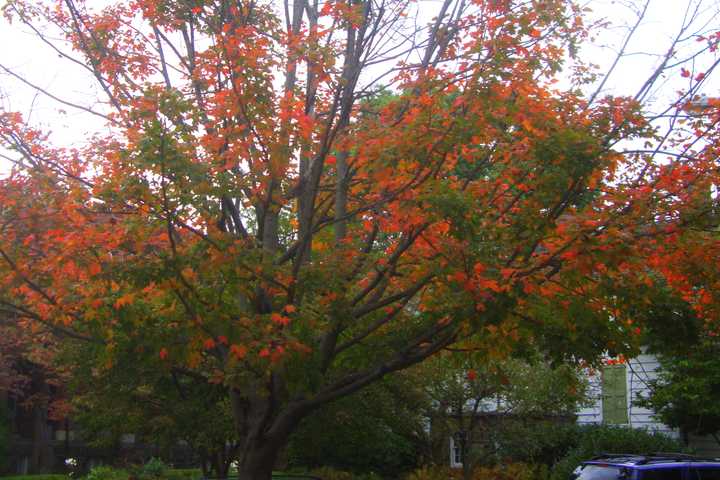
[0, 471, 321, 480]
[0, 476, 67, 480]
[0, 469, 202, 480]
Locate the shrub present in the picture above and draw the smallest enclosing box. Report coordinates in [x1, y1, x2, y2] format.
[126, 458, 171, 480]
[288, 376, 424, 478]
[550, 425, 686, 480]
[85, 465, 128, 480]
[493, 420, 582, 467]
[141, 458, 168, 479]
[403, 465, 460, 480]
[164, 469, 201, 480]
[472, 463, 548, 480]
[307, 467, 356, 480]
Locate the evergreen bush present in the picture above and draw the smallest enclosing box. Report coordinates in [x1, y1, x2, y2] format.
[550, 424, 686, 480]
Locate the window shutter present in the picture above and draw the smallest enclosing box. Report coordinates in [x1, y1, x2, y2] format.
[602, 365, 628, 424]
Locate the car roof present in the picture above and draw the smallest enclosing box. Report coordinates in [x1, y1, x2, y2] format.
[583, 453, 720, 469]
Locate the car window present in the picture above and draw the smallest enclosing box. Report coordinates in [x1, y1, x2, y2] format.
[690, 467, 720, 480]
[640, 468, 684, 480]
[577, 465, 626, 479]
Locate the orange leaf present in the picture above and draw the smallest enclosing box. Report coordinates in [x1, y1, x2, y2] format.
[114, 293, 134, 309]
[271, 312, 291, 326]
[88, 262, 102, 276]
[230, 344, 247, 359]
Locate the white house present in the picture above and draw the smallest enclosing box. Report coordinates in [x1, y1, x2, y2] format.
[577, 352, 720, 457]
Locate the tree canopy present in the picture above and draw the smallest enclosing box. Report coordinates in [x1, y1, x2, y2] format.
[0, 0, 719, 477]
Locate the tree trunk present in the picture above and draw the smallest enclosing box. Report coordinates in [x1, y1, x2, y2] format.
[29, 373, 53, 474]
[230, 389, 304, 480]
[210, 449, 231, 479]
[460, 435, 472, 480]
[199, 450, 210, 478]
[235, 443, 278, 480]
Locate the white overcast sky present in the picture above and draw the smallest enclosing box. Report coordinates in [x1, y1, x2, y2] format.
[0, 0, 718, 160]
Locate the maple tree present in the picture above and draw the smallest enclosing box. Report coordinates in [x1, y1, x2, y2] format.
[0, 0, 719, 477]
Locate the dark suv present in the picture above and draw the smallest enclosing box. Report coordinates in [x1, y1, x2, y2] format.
[571, 454, 720, 479]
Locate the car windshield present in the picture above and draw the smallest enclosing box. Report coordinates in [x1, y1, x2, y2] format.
[577, 465, 626, 479]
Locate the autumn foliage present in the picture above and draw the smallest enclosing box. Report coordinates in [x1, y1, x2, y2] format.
[0, 0, 719, 477]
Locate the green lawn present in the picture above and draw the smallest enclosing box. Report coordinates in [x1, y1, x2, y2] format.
[0, 476, 67, 480]
[0, 472, 320, 480]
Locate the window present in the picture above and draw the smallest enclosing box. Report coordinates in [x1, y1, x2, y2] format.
[602, 365, 628, 424]
[449, 432, 463, 468]
[690, 467, 720, 480]
[17, 457, 29, 475]
[575, 465, 625, 479]
[641, 468, 684, 480]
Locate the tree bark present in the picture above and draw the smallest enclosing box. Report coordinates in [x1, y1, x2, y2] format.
[235, 440, 281, 480]
[29, 371, 53, 474]
[230, 388, 301, 480]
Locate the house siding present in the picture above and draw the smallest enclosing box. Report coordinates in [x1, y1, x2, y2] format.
[576, 353, 678, 438]
[577, 353, 720, 456]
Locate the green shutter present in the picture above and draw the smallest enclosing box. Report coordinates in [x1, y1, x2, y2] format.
[602, 365, 628, 424]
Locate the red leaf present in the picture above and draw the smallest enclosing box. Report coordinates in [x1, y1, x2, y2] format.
[271, 312, 291, 326]
[230, 344, 247, 359]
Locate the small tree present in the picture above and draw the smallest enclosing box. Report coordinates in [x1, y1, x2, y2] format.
[424, 353, 588, 479]
[67, 342, 237, 478]
[637, 340, 720, 447]
[287, 372, 427, 477]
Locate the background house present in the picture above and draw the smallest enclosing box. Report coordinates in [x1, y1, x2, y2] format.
[577, 352, 720, 457]
[1, 385, 193, 475]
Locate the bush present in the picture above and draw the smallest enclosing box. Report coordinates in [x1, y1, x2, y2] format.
[85, 466, 128, 480]
[492, 420, 582, 467]
[472, 463, 548, 480]
[404, 463, 547, 480]
[308, 466, 383, 480]
[140, 458, 168, 479]
[550, 425, 686, 480]
[404, 465, 459, 480]
[164, 469, 201, 480]
[125, 458, 169, 480]
[288, 376, 425, 478]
